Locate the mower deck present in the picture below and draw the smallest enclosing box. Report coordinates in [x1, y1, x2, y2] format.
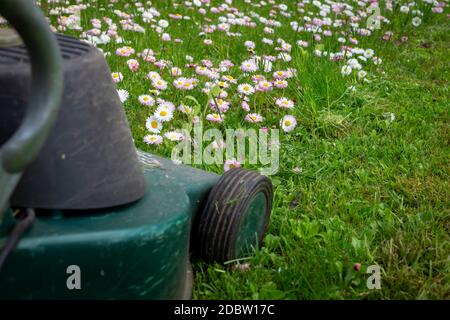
[0, 153, 218, 299]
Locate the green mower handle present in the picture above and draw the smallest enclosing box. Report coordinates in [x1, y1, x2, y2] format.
[0, 0, 63, 217]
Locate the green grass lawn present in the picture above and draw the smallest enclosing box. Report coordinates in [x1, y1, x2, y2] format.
[33, 0, 450, 299]
[192, 20, 449, 299]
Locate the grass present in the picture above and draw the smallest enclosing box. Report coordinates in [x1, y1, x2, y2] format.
[192, 21, 450, 300]
[36, 0, 449, 299]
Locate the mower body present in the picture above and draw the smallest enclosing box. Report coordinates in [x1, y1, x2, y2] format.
[0, 154, 219, 299]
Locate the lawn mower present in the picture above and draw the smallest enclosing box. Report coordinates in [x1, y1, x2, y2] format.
[0, 0, 273, 299]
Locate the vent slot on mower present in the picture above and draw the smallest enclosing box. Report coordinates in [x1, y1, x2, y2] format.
[0, 34, 91, 63]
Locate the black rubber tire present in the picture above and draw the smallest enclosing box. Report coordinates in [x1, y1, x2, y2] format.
[193, 168, 273, 262]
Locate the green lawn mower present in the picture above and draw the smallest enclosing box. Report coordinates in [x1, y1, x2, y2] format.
[0, 0, 273, 299]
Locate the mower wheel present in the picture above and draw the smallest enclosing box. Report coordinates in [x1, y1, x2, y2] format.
[194, 168, 273, 262]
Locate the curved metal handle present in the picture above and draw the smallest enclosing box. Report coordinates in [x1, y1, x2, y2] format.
[0, 0, 63, 173]
[0, 0, 63, 216]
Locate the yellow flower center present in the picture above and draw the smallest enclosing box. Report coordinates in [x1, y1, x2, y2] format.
[151, 121, 158, 129]
[285, 120, 291, 126]
[160, 111, 167, 117]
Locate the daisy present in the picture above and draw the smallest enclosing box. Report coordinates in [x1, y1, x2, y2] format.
[143, 134, 163, 145]
[158, 19, 169, 28]
[173, 78, 186, 89]
[341, 65, 352, 76]
[241, 59, 258, 73]
[244, 40, 256, 49]
[372, 57, 382, 65]
[262, 38, 274, 45]
[157, 100, 176, 112]
[400, 5, 409, 13]
[152, 79, 168, 90]
[276, 97, 295, 109]
[216, 81, 229, 89]
[219, 60, 234, 70]
[161, 33, 171, 41]
[117, 89, 129, 103]
[280, 115, 297, 133]
[154, 105, 173, 122]
[141, 48, 154, 58]
[181, 78, 196, 90]
[252, 75, 266, 83]
[127, 59, 139, 72]
[224, 158, 241, 172]
[222, 75, 237, 83]
[245, 113, 264, 123]
[154, 60, 168, 69]
[195, 66, 209, 76]
[257, 80, 273, 92]
[170, 67, 182, 77]
[206, 113, 225, 123]
[273, 79, 288, 89]
[206, 70, 220, 80]
[165, 131, 184, 141]
[111, 72, 123, 83]
[278, 53, 292, 62]
[357, 70, 367, 79]
[273, 70, 287, 80]
[138, 95, 155, 106]
[178, 104, 193, 114]
[115, 46, 134, 57]
[412, 17, 422, 27]
[145, 116, 162, 133]
[363, 49, 374, 59]
[237, 83, 255, 95]
[261, 58, 273, 72]
[209, 99, 230, 113]
[241, 100, 250, 112]
[148, 71, 161, 82]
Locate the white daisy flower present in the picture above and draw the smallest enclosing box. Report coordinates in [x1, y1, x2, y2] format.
[164, 131, 184, 141]
[178, 104, 193, 114]
[237, 83, 255, 95]
[143, 134, 163, 145]
[412, 17, 422, 27]
[111, 72, 123, 83]
[145, 116, 163, 133]
[117, 89, 129, 103]
[341, 65, 352, 76]
[138, 95, 155, 106]
[276, 97, 295, 109]
[245, 113, 264, 123]
[280, 115, 297, 133]
[152, 78, 168, 90]
[148, 71, 161, 82]
[224, 158, 241, 172]
[154, 105, 174, 122]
